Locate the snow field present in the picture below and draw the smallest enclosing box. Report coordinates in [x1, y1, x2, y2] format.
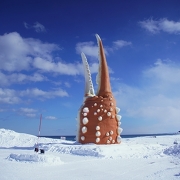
[0, 128, 180, 180]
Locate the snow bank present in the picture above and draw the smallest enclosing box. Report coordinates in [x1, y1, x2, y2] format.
[0, 128, 71, 148]
[39, 135, 180, 159]
[42, 143, 104, 157]
[7, 153, 64, 165]
[1, 128, 180, 159]
[0, 128, 37, 148]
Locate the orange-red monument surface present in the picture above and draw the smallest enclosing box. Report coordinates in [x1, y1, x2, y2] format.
[76, 34, 123, 144]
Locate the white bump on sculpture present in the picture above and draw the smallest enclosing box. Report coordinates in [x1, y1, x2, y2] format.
[82, 126, 87, 133]
[81, 136, 85, 141]
[96, 126, 100, 130]
[117, 136, 121, 143]
[118, 122, 121, 126]
[117, 127, 123, 134]
[116, 107, 120, 113]
[96, 131, 101, 137]
[98, 116, 102, 121]
[96, 138, 100, 143]
[83, 107, 89, 113]
[82, 117, 89, 125]
[116, 115, 122, 121]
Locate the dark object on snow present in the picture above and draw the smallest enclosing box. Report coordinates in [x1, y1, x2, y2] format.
[40, 149, 45, 154]
[34, 147, 39, 152]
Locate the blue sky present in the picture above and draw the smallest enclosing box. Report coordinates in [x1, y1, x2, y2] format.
[1, 0, 180, 135]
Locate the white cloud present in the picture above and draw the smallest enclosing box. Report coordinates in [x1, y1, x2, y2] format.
[25, 113, 36, 117]
[0, 32, 59, 72]
[89, 62, 99, 74]
[143, 59, 180, 84]
[139, 18, 180, 34]
[0, 108, 6, 112]
[76, 41, 99, 58]
[17, 108, 37, 118]
[19, 107, 37, 113]
[33, 22, 46, 33]
[0, 32, 86, 76]
[24, 22, 46, 33]
[24, 22, 29, 29]
[139, 18, 160, 34]
[45, 116, 57, 120]
[0, 88, 21, 104]
[64, 82, 71, 88]
[0, 87, 68, 104]
[142, 59, 180, 95]
[0, 72, 8, 86]
[23, 37, 59, 61]
[0, 32, 32, 71]
[114, 59, 180, 133]
[33, 57, 83, 75]
[0, 71, 47, 86]
[0, 32, 132, 82]
[20, 88, 68, 99]
[113, 40, 132, 49]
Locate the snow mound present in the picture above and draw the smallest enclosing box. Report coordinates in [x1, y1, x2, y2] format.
[6, 153, 64, 165]
[164, 144, 180, 158]
[70, 146, 104, 157]
[0, 128, 37, 148]
[42, 143, 104, 157]
[0, 128, 68, 149]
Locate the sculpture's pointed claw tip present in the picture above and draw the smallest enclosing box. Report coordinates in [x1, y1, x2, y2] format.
[95, 34, 101, 41]
[81, 52, 85, 59]
[81, 51, 95, 98]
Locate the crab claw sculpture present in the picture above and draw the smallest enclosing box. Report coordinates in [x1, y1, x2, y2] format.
[76, 34, 123, 144]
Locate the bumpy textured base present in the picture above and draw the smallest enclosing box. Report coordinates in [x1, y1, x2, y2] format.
[78, 93, 121, 144]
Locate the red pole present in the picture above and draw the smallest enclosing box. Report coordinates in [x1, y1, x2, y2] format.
[38, 114, 42, 138]
[35, 114, 42, 151]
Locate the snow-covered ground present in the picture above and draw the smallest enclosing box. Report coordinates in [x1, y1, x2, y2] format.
[0, 129, 180, 180]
